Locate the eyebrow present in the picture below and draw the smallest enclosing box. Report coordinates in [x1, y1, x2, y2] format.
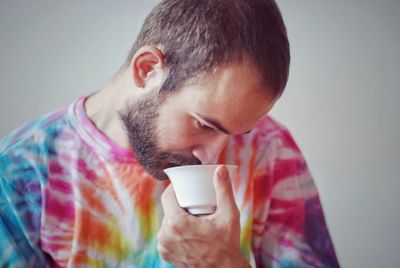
[195, 113, 252, 135]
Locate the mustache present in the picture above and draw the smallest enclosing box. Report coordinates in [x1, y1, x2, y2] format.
[160, 152, 202, 168]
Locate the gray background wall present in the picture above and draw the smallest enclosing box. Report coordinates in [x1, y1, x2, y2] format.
[0, 1, 399, 267]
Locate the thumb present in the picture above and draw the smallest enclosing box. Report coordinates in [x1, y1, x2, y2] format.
[213, 165, 238, 213]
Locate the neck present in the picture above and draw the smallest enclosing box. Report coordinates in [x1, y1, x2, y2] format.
[84, 69, 136, 149]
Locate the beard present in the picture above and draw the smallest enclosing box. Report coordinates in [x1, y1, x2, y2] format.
[119, 93, 201, 180]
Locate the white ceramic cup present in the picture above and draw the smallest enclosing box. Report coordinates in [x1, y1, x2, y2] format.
[163, 164, 238, 215]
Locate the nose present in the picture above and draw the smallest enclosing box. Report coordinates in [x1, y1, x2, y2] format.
[191, 134, 229, 164]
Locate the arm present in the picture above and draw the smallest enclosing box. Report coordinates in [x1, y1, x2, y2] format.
[252, 124, 340, 268]
[0, 174, 45, 267]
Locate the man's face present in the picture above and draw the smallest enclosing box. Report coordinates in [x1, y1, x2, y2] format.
[120, 59, 275, 180]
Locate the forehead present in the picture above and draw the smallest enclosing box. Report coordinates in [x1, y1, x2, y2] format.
[167, 59, 274, 133]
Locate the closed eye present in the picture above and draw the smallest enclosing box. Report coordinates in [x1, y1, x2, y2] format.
[197, 120, 215, 132]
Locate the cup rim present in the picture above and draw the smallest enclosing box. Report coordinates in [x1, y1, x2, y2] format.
[164, 164, 237, 173]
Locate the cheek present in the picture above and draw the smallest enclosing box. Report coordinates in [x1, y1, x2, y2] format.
[156, 117, 197, 152]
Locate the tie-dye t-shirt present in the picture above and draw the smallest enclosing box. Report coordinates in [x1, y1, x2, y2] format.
[0, 96, 339, 268]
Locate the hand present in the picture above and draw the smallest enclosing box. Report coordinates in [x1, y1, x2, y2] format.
[157, 165, 250, 268]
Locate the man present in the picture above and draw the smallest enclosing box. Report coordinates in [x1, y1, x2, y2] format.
[0, 0, 340, 267]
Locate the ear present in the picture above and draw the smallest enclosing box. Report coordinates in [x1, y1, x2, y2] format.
[131, 45, 165, 88]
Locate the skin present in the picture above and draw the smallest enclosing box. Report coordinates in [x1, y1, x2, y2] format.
[85, 45, 276, 267]
[158, 166, 249, 268]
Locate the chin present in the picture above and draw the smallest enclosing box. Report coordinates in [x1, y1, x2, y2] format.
[150, 161, 182, 180]
[145, 164, 171, 181]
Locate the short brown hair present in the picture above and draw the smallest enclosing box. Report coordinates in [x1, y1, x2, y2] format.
[125, 0, 290, 99]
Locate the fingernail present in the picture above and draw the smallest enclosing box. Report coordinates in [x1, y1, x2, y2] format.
[218, 165, 227, 178]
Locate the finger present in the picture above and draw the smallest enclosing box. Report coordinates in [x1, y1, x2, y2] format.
[160, 184, 186, 217]
[213, 165, 238, 214]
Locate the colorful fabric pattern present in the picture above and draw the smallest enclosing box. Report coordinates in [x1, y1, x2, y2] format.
[0, 96, 339, 267]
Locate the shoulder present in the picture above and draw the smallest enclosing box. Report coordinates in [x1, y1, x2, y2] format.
[223, 115, 305, 174]
[251, 116, 313, 195]
[0, 104, 75, 188]
[0, 105, 70, 154]
[245, 115, 304, 167]
[253, 115, 301, 152]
